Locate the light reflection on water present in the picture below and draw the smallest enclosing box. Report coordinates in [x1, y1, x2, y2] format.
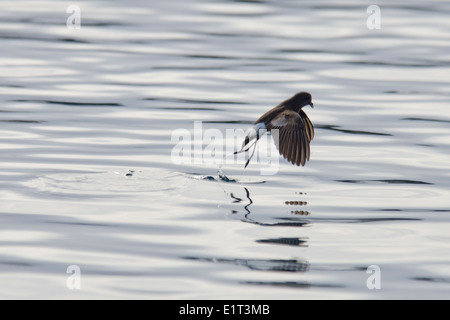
[1, 0, 450, 299]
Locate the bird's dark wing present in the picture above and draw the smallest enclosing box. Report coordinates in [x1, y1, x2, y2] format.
[269, 110, 314, 166]
[300, 109, 314, 142]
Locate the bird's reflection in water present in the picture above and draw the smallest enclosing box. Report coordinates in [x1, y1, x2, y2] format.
[256, 237, 308, 247]
[238, 187, 311, 230]
[182, 186, 311, 281]
[235, 188, 310, 258]
[184, 257, 310, 273]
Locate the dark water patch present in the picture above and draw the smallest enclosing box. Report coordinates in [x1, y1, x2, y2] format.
[1, 17, 127, 27]
[1, 18, 62, 25]
[199, 32, 245, 38]
[277, 48, 330, 54]
[179, 51, 298, 62]
[277, 68, 305, 72]
[103, 82, 167, 87]
[58, 37, 90, 44]
[83, 269, 149, 277]
[0, 260, 35, 267]
[46, 221, 113, 228]
[306, 4, 444, 13]
[243, 281, 344, 289]
[275, 217, 310, 222]
[128, 38, 197, 44]
[416, 144, 435, 147]
[155, 107, 222, 111]
[385, 90, 420, 94]
[79, 21, 130, 27]
[377, 208, 450, 213]
[307, 5, 374, 10]
[302, 217, 421, 224]
[313, 265, 368, 272]
[184, 257, 310, 272]
[204, 120, 254, 125]
[0, 33, 90, 44]
[256, 237, 308, 247]
[151, 65, 229, 71]
[0, 84, 24, 88]
[387, 5, 449, 13]
[11, 99, 123, 107]
[194, 10, 274, 18]
[276, 48, 365, 55]
[334, 217, 421, 223]
[317, 124, 392, 136]
[413, 277, 450, 284]
[268, 216, 420, 224]
[231, 0, 267, 3]
[144, 97, 247, 105]
[243, 281, 310, 289]
[193, 30, 269, 39]
[0, 109, 22, 113]
[385, 90, 450, 96]
[346, 60, 438, 67]
[0, 120, 44, 124]
[402, 117, 450, 124]
[336, 179, 433, 185]
[185, 54, 239, 60]
[242, 219, 309, 227]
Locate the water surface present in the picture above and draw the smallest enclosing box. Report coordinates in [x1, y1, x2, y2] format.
[1, 0, 450, 299]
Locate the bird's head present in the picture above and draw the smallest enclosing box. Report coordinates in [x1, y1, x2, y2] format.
[286, 92, 314, 111]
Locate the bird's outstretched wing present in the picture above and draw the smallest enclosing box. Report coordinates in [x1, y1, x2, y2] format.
[269, 110, 314, 166]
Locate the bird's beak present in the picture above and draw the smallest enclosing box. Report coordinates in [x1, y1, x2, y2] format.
[309, 102, 314, 108]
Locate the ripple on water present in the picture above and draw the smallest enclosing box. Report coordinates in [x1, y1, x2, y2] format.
[187, 172, 266, 184]
[21, 169, 184, 198]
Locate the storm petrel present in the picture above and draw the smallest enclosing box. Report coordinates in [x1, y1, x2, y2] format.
[235, 92, 314, 168]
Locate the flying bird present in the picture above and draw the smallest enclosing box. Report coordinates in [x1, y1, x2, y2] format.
[235, 92, 314, 168]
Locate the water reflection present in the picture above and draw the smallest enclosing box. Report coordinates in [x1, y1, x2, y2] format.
[242, 281, 344, 289]
[11, 99, 123, 107]
[413, 277, 450, 284]
[337, 179, 433, 185]
[316, 124, 392, 136]
[238, 187, 311, 228]
[182, 185, 311, 284]
[184, 257, 310, 273]
[402, 117, 450, 124]
[256, 237, 308, 247]
[0, 120, 44, 123]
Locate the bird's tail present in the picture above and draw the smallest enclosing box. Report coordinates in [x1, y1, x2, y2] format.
[234, 122, 267, 168]
[234, 122, 267, 154]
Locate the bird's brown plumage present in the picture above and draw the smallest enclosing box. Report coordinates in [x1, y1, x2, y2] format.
[268, 109, 314, 166]
[245, 91, 314, 167]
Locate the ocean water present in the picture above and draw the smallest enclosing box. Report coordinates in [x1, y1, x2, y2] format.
[1, 0, 449, 299]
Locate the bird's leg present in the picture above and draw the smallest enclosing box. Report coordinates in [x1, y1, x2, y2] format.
[234, 138, 257, 155]
[244, 137, 259, 168]
[234, 122, 266, 155]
